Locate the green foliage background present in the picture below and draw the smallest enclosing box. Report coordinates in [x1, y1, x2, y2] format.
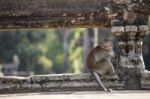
[0, 28, 84, 75]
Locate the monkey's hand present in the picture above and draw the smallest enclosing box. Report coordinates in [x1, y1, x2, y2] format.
[111, 75, 119, 80]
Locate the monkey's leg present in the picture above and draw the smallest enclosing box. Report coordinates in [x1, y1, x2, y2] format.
[106, 60, 119, 81]
[91, 71, 111, 92]
[107, 58, 116, 74]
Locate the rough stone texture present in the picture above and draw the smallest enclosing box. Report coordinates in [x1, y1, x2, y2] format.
[119, 67, 141, 90]
[113, 0, 150, 14]
[141, 71, 150, 89]
[0, 73, 124, 94]
[0, 0, 148, 29]
[0, 0, 117, 29]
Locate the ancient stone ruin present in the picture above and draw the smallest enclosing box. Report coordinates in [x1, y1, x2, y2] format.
[0, 0, 150, 94]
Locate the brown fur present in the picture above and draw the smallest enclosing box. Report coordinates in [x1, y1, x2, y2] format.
[86, 40, 117, 92]
[86, 40, 116, 76]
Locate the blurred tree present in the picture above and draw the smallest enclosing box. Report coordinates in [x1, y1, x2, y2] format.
[0, 31, 19, 63]
[68, 28, 84, 73]
[0, 28, 85, 75]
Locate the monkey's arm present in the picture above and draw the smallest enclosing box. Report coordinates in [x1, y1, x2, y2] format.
[95, 53, 109, 64]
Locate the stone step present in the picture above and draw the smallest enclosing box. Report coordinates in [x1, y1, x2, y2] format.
[0, 73, 125, 94]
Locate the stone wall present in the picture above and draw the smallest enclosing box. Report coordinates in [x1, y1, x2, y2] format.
[0, 73, 124, 94]
[141, 71, 150, 89]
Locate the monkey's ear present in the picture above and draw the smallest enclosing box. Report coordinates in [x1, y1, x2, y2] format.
[98, 42, 102, 46]
[99, 42, 104, 48]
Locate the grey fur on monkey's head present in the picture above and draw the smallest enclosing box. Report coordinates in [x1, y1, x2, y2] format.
[103, 38, 110, 42]
[98, 38, 113, 48]
[101, 38, 112, 44]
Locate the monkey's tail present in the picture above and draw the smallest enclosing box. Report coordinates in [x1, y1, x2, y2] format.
[91, 71, 111, 92]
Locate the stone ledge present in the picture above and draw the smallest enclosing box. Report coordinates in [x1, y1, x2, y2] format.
[141, 71, 150, 89]
[0, 73, 125, 94]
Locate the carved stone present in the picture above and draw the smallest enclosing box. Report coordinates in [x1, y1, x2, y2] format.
[0, 74, 124, 94]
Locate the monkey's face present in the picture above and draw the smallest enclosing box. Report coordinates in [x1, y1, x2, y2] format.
[100, 41, 115, 57]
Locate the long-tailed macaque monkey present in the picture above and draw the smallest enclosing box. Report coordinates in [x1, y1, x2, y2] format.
[86, 39, 118, 92]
